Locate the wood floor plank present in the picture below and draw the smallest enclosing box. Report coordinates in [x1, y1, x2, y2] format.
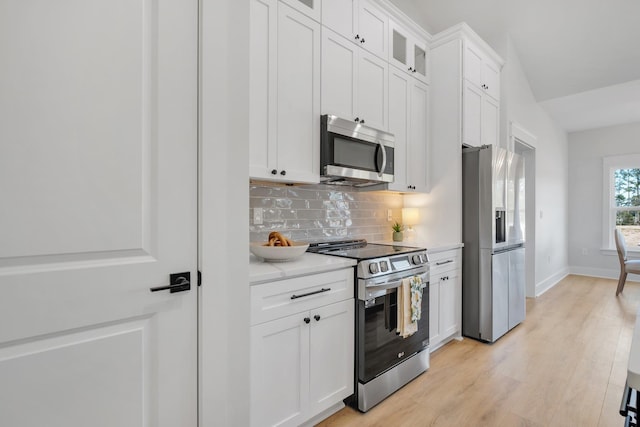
[316, 275, 639, 427]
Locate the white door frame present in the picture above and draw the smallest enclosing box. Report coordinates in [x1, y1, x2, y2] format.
[198, 1, 251, 426]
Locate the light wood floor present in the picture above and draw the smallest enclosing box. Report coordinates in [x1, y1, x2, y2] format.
[317, 275, 640, 427]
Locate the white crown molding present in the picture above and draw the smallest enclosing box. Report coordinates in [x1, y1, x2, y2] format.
[369, 0, 432, 42]
[430, 22, 504, 67]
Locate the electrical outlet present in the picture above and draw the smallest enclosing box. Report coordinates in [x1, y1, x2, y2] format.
[253, 208, 263, 225]
[387, 209, 392, 221]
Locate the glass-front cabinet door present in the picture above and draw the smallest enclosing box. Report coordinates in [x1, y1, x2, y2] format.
[389, 19, 429, 84]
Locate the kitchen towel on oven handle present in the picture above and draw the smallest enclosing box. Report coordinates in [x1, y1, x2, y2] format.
[397, 275, 423, 338]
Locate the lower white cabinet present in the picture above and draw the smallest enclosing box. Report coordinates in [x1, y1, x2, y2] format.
[250, 269, 354, 427]
[429, 248, 462, 351]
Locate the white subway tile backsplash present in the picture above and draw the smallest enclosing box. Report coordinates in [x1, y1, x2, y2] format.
[249, 184, 402, 243]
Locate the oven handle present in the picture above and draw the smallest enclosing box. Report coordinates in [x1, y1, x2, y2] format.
[361, 270, 428, 300]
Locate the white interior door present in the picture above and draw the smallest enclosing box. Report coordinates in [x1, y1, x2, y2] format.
[0, 0, 198, 426]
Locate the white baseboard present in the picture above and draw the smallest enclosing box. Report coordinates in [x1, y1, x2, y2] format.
[569, 266, 640, 283]
[535, 268, 569, 296]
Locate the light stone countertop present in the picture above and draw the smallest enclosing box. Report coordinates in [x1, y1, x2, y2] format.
[249, 252, 357, 285]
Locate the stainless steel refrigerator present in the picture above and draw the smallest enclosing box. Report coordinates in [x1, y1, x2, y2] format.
[462, 145, 526, 342]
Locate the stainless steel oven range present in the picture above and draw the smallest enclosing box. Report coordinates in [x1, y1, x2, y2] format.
[307, 240, 430, 412]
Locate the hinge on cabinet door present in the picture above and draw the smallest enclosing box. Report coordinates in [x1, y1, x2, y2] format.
[198, 270, 202, 286]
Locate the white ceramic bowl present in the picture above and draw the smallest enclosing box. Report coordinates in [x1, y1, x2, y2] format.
[250, 241, 310, 262]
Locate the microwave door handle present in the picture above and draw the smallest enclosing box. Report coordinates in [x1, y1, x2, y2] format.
[378, 140, 386, 178]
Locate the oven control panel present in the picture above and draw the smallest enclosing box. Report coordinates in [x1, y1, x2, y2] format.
[358, 250, 429, 280]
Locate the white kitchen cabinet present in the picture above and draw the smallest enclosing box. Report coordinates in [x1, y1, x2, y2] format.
[389, 19, 429, 85]
[464, 40, 500, 101]
[388, 66, 429, 193]
[429, 248, 462, 351]
[321, 27, 388, 131]
[321, 0, 388, 60]
[431, 23, 503, 151]
[249, 0, 320, 184]
[357, 48, 388, 131]
[408, 79, 430, 192]
[250, 268, 354, 427]
[280, 0, 321, 22]
[387, 66, 410, 192]
[309, 300, 355, 415]
[481, 94, 500, 148]
[462, 79, 482, 147]
[251, 312, 309, 427]
[462, 71, 500, 148]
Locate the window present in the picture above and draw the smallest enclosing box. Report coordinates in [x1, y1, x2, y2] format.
[603, 155, 640, 251]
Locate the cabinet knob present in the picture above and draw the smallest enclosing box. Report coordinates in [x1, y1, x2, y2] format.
[355, 34, 360, 40]
[360, 119, 365, 124]
[361, 38, 365, 44]
[412, 69, 417, 74]
[314, 315, 321, 321]
[271, 169, 277, 175]
[304, 317, 310, 324]
[355, 117, 360, 123]
[280, 170, 286, 176]
[408, 67, 413, 72]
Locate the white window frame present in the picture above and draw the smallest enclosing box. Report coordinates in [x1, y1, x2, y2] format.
[602, 154, 640, 252]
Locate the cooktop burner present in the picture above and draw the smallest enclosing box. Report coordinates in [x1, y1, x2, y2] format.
[307, 239, 423, 261]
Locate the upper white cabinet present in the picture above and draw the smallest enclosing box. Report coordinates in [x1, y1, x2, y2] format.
[389, 19, 429, 84]
[408, 80, 430, 192]
[322, 0, 388, 60]
[388, 67, 429, 193]
[249, 0, 321, 184]
[431, 23, 503, 149]
[321, 27, 388, 132]
[464, 40, 500, 100]
[280, 0, 321, 22]
[385, 18, 431, 193]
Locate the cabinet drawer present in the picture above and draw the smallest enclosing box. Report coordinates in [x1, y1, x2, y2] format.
[251, 268, 354, 325]
[429, 249, 461, 276]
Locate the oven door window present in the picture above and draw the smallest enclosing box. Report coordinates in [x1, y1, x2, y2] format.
[330, 133, 394, 175]
[358, 287, 429, 383]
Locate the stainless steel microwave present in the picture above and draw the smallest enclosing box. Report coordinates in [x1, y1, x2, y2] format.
[320, 115, 395, 187]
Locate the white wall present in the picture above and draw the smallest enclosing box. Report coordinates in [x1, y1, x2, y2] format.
[200, 0, 250, 426]
[568, 122, 640, 280]
[501, 38, 570, 294]
[388, 0, 434, 33]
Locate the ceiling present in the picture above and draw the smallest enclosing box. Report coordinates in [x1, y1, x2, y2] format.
[391, 0, 640, 133]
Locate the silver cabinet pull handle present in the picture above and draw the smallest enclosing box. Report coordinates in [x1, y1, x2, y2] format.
[436, 260, 453, 266]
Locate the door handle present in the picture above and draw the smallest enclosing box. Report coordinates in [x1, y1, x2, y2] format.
[150, 272, 191, 293]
